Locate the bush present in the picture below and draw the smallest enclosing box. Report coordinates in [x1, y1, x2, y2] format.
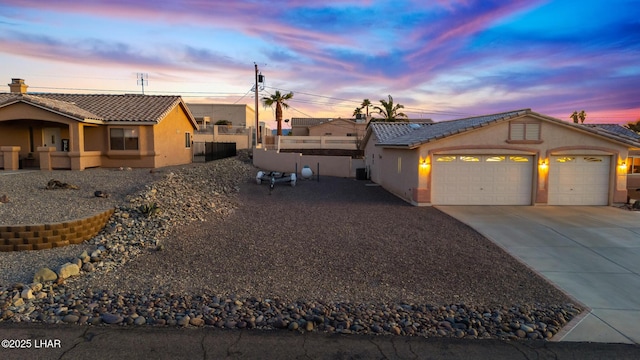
[138, 202, 160, 217]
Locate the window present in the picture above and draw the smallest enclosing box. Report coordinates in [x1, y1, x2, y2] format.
[460, 156, 480, 162]
[627, 156, 640, 174]
[486, 156, 506, 162]
[435, 156, 456, 162]
[185, 132, 191, 148]
[509, 156, 530, 162]
[509, 122, 540, 141]
[583, 156, 603, 162]
[110, 128, 138, 150]
[555, 156, 575, 163]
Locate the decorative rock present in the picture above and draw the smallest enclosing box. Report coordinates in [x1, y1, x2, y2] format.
[12, 298, 24, 307]
[390, 326, 401, 335]
[62, 314, 79, 323]
[288, 322, 299, 331]
[21, 288, 34, 300]
[101, 313, 123, 324]
[33, 268, 57, 283]
[189, 317, 205, 327]
[57, 263, 80, 279]
[81, 263, 95, 272]
[178, 316, 191, 326]
[135, 316, 147, 326]
[305, 321, 314, 332]
[520, 324, 534, 333]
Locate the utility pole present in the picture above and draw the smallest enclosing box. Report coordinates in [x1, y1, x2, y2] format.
[254, 63, 260, 147]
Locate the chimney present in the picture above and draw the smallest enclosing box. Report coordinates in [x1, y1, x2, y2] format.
[9, 78, 28, 94]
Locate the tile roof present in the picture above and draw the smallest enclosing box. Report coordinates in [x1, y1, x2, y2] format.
[0, 93, 184, 123]
[377, 109, 529, 147]
[369, 122, 431, 143]
[291, 118, 343, 127]
[583, 124, 640, 141]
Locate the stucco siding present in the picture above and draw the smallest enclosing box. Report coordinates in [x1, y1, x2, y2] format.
[153, 104, 194, 167]
[370, 115, 632, 205]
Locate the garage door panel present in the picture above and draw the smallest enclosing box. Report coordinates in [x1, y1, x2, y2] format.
[432, 155, 533, 205]
[548, 156, 610, 205]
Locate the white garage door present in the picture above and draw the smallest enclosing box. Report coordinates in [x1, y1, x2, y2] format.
[432, 155, 533, 205]
[548, 155, 610, 205]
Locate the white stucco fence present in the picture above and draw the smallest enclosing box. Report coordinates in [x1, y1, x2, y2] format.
[253, 148, 364, 178]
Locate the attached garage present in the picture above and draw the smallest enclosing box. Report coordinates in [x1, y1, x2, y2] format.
[431, 155, 533, 205]
[364, 109, 638, 206]
[548, 155, 611, 205]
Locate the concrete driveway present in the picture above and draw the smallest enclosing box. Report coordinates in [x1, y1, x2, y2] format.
[437, 206, 640, 344]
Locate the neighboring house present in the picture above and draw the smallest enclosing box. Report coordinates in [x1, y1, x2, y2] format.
[291, 117, 433, 137]
[585, 124, 640, 199]
[0, 78, 197, 171]
[291, 118, 367, 136]
[362, 109, 640, 206]
[186, 103, 255, 128]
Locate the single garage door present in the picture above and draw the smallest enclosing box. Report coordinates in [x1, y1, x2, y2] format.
[548, 155, 610, 205]
[431, 155, 533, 205]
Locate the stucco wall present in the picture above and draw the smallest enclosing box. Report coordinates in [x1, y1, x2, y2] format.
[83, 125, 105, 152]
[187, 103, 255, 128]
[153, 103, 195, 168]
[308, 120, 366, 137]
[371, 115, 631, 205]
[253, 148, 356, 177]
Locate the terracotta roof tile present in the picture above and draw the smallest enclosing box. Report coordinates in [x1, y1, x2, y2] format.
[0, 93, 183, 123]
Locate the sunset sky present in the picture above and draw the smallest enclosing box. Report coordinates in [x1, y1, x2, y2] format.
[1, 0, 638, 127]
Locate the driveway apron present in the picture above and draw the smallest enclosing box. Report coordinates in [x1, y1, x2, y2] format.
[437, 206, 640, 344]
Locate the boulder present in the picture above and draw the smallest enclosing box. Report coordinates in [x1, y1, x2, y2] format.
[33, 267, 58, 283]
[58, 263, 80, 279]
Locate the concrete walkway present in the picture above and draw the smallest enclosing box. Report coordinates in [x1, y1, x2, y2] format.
[437, 206, 640, 344]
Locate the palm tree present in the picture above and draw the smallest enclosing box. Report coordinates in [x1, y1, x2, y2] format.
[570, 111, 579, 123]
[262, 90, 294, 136]
[578, 110, 587, 124]
[361, 99, 372, 117]
[372, 95, 407, 122]
[625, 120, 640, 133]
[353, 106, 363, 117]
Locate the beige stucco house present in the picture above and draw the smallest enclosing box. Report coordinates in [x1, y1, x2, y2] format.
[363, 109, 640, 206]
[291, 118, 368, 136]
[0, 78, 197, 170]
[186, 103, 255, 128]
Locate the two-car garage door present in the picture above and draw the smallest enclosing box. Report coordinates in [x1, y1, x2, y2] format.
[431, 155, 533, 205]
[431, 154, 611, 205]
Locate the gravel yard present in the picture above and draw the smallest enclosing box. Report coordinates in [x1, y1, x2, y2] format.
[76, 174, 570, 307]
[0, 154, 580, 339]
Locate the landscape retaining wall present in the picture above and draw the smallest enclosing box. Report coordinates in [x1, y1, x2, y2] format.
[0, 208, 114, 251]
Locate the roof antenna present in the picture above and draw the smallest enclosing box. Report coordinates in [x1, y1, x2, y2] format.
[137, 73, 148, 95]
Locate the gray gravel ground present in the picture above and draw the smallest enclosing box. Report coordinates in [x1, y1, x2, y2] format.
[0, 155, 580, 339]
[65, 169, 572, 307]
